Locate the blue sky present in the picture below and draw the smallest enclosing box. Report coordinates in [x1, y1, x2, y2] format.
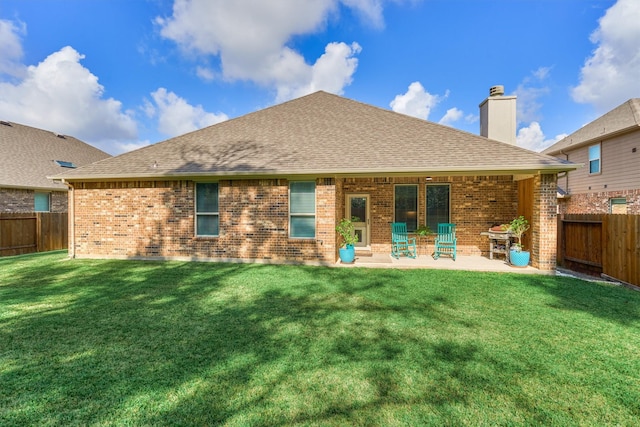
[1, 0, 638, 155]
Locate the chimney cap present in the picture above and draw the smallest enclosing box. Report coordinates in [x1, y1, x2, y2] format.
[489, 85, 505, 96]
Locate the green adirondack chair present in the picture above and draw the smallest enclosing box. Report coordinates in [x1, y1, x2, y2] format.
[433, 223, 457, 260]
[391, 222, 417, 259]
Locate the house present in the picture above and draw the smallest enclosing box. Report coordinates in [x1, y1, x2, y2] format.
[542, 98, 640, 214]
[54, 90, 577, 270]
[0, 121, 111, 213]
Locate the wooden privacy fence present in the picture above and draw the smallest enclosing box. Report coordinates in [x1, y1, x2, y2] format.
[0, 213, 68, 257]
[558, 214, 640, 287]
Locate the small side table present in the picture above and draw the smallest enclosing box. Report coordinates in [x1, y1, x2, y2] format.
[487, 231, 512, 263]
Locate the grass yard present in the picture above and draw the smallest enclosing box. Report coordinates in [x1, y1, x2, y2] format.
[1, 252, 639, 426]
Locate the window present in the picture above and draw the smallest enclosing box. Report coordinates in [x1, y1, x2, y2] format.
[589, 143, 601, 174]
[610, 198, 627, 214]
[34, 192, 50, 212]
[394, 185, 418, 232]
[290, 181, 316, 238]
[426, 184, 450, 232]
[195, 183, 219, 236]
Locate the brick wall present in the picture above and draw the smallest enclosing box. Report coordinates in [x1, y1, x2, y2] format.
[72, 179, 337, 263]
[51, 192, 67, 212]
[558, 189, 640, 215]
[70, 174, 558, 267]
[531, 174, 557, 270]
[0, 188, 67, 213]
[341, 175, 518, 257]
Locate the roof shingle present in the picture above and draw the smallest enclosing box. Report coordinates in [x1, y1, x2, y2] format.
[543, 98, 640, 155]
[0, 121, 111, 190]
[55, 91, 576, 181]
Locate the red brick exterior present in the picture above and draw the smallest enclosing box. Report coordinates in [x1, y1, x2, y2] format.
[0, 188, 67, 213]
[531, 174, 558, 270]
[71, 180, 337, 263]
[558, 189, 640, 215]
[69, 174, 557, 269]
[340, 176, 518, 257]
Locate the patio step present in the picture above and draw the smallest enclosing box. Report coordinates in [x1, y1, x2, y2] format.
[355, 248, 373, 257]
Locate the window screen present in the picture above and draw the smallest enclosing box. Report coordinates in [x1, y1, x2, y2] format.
[395, 185, 418, 232]
[290, 181, 316, 238]
[34, 192, 50, 212]
[195, 183, 219, 236]
[426, 184, 450, 232]
[589, 144, 601, 174]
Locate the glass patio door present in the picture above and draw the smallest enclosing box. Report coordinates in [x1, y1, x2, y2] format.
[346, 194, 369, 248]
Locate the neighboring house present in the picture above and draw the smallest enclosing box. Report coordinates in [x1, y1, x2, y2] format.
[542, 98, 640, 215]
[0, 121, 111, 213]
[54, 91, 576, 270]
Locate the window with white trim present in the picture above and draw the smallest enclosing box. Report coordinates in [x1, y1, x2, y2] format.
[34, 192, 50, 212]
[589, 143, 601, 174]
[394, 185, 418, 232]
[426, 184, 451, 232]
[610, 198, 627, 214]
[195, 183, 219, 236]
[289, 181, 316, 238]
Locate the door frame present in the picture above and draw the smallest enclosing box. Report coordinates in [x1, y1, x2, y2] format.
[346, 193, 370, 248]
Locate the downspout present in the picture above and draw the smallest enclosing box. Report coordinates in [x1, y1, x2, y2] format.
[560, 149, 570, 194]
[61, 179, 76, 258]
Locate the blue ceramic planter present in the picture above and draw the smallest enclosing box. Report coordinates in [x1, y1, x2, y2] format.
[339, 244, 355, 263]
[510, 250, 530, 267]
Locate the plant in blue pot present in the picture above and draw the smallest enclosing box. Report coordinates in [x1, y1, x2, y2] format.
[336, 217, 359, 263]
[508, 215, 530, 267]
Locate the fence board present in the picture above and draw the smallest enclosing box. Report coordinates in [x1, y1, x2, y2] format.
[604, 214, 640, 287]
[559, 214, 640, 287]
[0, 213, 68, 256]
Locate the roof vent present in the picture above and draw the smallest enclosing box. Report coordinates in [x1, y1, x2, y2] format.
[489, 85, 505, 97]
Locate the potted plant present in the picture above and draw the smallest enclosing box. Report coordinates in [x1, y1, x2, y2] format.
[336, 217, 359, 263]
[508, 215, 530, 267]
[415, 225, 433, 256]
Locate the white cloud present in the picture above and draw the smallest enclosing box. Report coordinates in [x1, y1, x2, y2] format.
[115, 140, 152, 154]
[0, 18, 27, 78]
[390, 82, 444, 120]
[516, 122, 566, 152]
[342, 0, 385, 28]
[513, 66, 551, 124]
[156, 0, 395, 100]
[196, 66, 216, 81]
[572, 0, 640, 112]
[0, 45, 138, 153]
[438, 107, 463, 126]
[149, 88, 228, 137]
[275, 42, 361, 102]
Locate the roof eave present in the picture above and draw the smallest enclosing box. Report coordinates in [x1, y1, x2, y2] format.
[54, 163, 582, 183]
[544, 124, 640, 156]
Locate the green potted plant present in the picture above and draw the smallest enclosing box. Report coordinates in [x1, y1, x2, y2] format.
[415, 225, 433, 255]
[508, 215, 530, 267]
[336, 217, 359, 263]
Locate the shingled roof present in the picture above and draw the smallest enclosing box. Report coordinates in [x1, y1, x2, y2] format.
[543, 98, 640, 156]
[0, 121, 111, 191]
[55, 91, 576, 181]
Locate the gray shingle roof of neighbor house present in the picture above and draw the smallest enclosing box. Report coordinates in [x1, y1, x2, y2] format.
[54, 91, 577, 182]
[543, 98, 640, 156]
[0, 121, 111, 191]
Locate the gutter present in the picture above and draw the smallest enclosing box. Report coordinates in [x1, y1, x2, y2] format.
[52, 164, 582, 182]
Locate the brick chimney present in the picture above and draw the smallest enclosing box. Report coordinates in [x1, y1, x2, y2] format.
[479, 85, 516, 144]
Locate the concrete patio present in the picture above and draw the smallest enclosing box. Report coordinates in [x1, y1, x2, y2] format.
[336, 253, 551, 274]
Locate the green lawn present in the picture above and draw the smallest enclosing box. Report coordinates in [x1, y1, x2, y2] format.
[1, 252, 639, 426]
